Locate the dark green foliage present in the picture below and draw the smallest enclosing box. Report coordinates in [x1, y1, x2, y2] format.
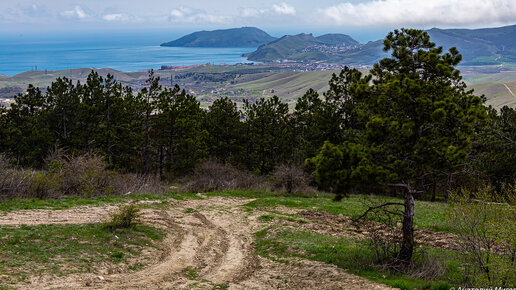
[308, 141, 389, 200]
[243, 96, 290, 174]
[3, 85, 54, 167]
[205, 97, 243, 163]
[474, 106, 516, 188]
[154, 84, 207, 175]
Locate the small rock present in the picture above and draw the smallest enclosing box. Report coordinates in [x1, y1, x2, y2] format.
[97, 276, 105, 281]
[196, 193, 205, 198]
[124, 191, 132, 196]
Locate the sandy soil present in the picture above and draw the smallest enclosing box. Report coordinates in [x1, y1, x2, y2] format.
[0, 196, 394, 289]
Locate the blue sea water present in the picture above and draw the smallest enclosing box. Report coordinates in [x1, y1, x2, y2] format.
[0, 30, 256, 76]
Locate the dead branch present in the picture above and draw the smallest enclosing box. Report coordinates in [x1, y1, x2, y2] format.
[353, 202, 404, 222]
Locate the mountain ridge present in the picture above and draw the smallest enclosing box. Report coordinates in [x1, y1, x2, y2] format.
[243, 24, 516, 65]
[160, 27, 277, 48]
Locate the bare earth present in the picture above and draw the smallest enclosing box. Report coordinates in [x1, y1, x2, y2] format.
[0, 196, 393, 289]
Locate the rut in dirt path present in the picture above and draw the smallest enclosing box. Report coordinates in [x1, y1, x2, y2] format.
[5, 197, 393, 289]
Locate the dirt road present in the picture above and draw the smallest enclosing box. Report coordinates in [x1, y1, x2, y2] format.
[503, 83, 516, 100]
[0, 196, 393, 289]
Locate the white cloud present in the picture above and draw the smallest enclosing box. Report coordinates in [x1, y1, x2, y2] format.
[60, 6, 89, 19]
[240, 8, 267, 17]
[319, 0, 516, 27]
[102, 13, 123, 21]
[272, 3, 296, 15]
[168, 7, 230, 24]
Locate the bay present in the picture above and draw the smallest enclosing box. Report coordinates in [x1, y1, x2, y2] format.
[0, 30, 255, 76]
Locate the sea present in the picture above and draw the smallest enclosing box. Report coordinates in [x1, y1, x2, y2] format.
[0, 30, 256, 76]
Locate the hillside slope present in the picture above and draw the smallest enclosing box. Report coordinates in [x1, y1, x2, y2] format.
[244, 33, 360, 62]
[244, 24, 516, 65]
[161, 27, 276, 47]
[427, 25, 516, 65]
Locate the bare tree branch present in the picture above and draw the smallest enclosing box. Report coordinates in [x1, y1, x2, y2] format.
[353, 202, 404, 222]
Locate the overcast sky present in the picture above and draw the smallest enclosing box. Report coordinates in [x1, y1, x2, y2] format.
[2, 0, 516, 40]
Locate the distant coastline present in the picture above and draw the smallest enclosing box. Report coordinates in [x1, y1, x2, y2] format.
[0, 33, 255, 76]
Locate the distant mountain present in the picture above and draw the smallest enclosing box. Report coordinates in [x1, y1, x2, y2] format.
[244, 33, 360, 62]
[243, 24, 516, 65]
[316, 34, 360, 46]
[160, 27, 277, 47]
[426, 25, 516, 65]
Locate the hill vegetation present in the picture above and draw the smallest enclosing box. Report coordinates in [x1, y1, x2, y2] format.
[160, 27, 276, 47]
[244, 24, 516, 65]
[244, 33, 360, 62]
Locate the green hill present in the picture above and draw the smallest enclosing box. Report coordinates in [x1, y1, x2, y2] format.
[427, 25, 516, 65]
[244, 24, 516, 65]
[315, 34, 360, 46]
[160, 27, 276, 47]
[244, 33, 319, 61]
[244, 33, 360, 62]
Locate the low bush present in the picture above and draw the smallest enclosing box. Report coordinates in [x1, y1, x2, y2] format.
[269, 163, 315, 195]
[28, 171, 62, 199]
[106, 202, 141, 230]
[181, 159, 267, 192]
[0, 155, 32, 199]
[1, 153, 167, 200]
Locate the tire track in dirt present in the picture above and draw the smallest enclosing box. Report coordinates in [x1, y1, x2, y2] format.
[503, 83, 516, 100]
[2, 197, 393, 289]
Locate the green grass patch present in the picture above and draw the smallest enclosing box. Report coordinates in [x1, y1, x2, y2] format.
[254, 228, 461, 290]
[184, 266, 199, 280]
[184, 208, 196, 213]
[0, 223, 166, 284]
[244, 194, 453, 233]
[0, 192, 181, 213]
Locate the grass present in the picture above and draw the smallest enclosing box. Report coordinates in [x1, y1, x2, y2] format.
[233, 192, 453, 233]
[0, 192, 188, 213]
[254, 227, 462, 290]
[0, 223, 166, 285]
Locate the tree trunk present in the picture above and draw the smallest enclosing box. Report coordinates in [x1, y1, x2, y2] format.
[397, 191, 415, 264]
[431, 174, 437, 202]
[445, 174, 452, 202]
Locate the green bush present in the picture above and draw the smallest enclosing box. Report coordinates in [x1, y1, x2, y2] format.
[29, 172, 62, 199]
[107, 203, 141, 230]
[449, 185, 516, 287]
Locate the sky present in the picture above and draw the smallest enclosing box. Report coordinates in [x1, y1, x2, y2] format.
[2, 0, 516, 42]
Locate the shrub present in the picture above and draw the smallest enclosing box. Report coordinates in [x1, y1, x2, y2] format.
[28, 171, 62, 199]
[56, 153, 114, 197]
[107, 203, 141, 230]
[110, 173, 166, 195]
[1, 152, 167, 199]
[0, 155, 32, 199]
[269, 163, 315, 195]
[181, 159, 267, 192]
[448, 185, 516, 287]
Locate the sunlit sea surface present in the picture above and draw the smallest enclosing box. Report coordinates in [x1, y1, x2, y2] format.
[0, 30, 255, 76]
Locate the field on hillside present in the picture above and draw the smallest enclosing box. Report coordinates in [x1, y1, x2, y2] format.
[1, 65, 516, 109]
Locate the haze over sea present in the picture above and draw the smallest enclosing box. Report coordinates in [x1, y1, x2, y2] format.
[0, 30, 255, 76]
